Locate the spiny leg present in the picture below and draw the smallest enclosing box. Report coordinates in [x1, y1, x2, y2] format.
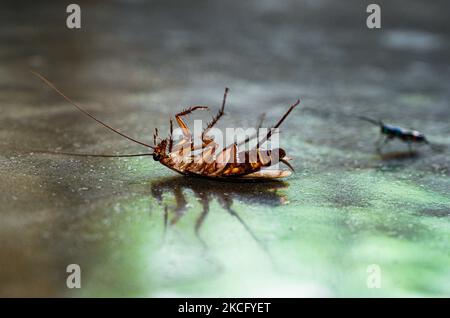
[153, 128, 159, 145]
[172, 138, 218, 159]
[171, 106, 209, 156]
[175, 105, 209, 138]
[256, 112, 266, 130]
[175, 105, 209, 117]
[258, 99, 301, 147]
[267, 99, 300, 137]
[171, 96, 225, 160]
[232, 143, 237, 164]
[202, 87, 229, 139]
[236, 112, 267, 149]
[274, 100, 300, 127]
[169, 119, 173, 152]
[235, 102, 298, 170]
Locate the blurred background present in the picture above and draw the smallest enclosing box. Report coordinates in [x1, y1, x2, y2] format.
[0, 0, 449, 297]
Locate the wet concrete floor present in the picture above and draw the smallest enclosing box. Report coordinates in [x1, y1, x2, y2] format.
[0, 0, 449, 296]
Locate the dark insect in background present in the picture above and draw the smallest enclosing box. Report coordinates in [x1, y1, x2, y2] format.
[357, 116, 434, 153]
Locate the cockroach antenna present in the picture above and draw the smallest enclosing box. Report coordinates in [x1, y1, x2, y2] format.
[30, 70, 155, 149]
[30, 149, 153, 158]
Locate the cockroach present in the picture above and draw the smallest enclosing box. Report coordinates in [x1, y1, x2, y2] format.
[32, 71, 300, 180]
[357, 116, 432, 153]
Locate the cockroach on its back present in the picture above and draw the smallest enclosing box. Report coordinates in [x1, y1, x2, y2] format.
[32, 71, 300, 181]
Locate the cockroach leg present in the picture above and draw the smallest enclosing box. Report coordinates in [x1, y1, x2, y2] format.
[176, 105, 209, 117]
[202, 87, 229, 138]
[267, 99, 300, 138]
[256, 112, 266, 130]
[169, 119, 174, 152]
[175, 106, 208, 138]
[232, 143, 238, 163]
[235, 113, 266, 149]
[257, 99, 301, 147]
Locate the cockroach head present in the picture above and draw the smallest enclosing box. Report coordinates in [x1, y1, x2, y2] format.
[152, 139, 168, 161]
[153, 152, 162, 161]
[272, 148, 286, 159]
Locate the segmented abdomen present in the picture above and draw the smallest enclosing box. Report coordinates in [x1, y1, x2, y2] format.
[163, 148, 279, 177]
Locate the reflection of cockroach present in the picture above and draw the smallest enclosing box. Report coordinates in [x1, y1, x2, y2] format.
[357, 116, 432, 153]
[151, 176, 287, 249]
[32, 71, 300, 180]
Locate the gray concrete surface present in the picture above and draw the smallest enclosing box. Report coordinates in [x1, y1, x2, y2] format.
[1, 0, 449, 297]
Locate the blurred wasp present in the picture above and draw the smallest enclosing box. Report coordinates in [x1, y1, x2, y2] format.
[32, 71, 300, 180]
[357, 116, 433, 153]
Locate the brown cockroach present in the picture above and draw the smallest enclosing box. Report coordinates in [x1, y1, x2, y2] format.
[32, 71, 300, 181]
